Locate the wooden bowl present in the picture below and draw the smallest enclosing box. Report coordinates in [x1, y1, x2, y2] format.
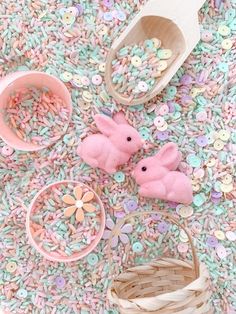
[105, 0, 206, 106]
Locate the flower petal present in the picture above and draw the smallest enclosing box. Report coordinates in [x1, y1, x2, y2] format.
[102, 230, 112, 240]
[111, 235, 118, 248]
[74, 186, 83, 200]
[62, 195, 76, 205]
[82, 191, 94, 202]
[83, 203, 96, 213]
[106, 218, 115, 230]
[64, 205, 77, 217]
[120, 223, 133, 234]
[119, 233, 129, 244]
[76, 208, 84, 222]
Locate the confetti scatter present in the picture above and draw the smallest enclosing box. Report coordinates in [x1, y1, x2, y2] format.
[0, 0, 235, 313]
[111, 39, 173, 100]
[5, 86, 70, 146]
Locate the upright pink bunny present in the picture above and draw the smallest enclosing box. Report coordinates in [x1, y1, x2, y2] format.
[77, 112, 143, 174]
[133, 142, 193, 205]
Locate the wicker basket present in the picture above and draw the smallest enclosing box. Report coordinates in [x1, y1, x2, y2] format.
[107, 211, 213, 314]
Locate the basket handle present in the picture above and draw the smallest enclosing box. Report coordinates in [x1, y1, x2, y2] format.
[107, 210, 199, 278]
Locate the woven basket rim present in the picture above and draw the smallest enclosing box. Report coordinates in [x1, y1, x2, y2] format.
[110, 258, 209, 303]
[108, 212, 212, 313]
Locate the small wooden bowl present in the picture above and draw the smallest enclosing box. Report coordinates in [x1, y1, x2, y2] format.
[105, 0, 206, 106]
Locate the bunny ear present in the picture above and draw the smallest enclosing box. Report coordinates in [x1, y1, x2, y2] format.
[155, 142, 181, 170]
[94, 114, 118, 136]
[112, 111, 129, 125]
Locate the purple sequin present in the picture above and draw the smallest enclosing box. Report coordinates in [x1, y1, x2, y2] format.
[156, 131, 169, 141]
[75, 4, 84, 16]
[206, 236, 219, 248]
[211, 197, 221, 204]
[211, 190, 222, 199]
[167, 101, 175, 113]
[103, 0, 114, 8]
[55, 276, 66, 289]
[196, 136, 208, 147]
[124, 199, 138, 212]
[180, 74, 193, 85]
[214, 0, 222, 9]
[114, 211, 125, 218]
[151, 213, 161, 221]
[181, 95, 192, 104]
[157, 221, 169, 233]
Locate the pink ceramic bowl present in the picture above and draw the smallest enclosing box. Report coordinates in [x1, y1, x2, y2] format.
[26, 180, 106, 262]
[0, 71, 72, 151]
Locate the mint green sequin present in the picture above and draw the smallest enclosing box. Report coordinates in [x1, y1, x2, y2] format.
[166, 86, 177, 99]
[196, 95, 207, 106]
[225, 8, 235, 23]
[218, 62, 228, 73]
[229, 19, 236, 31]
[144, 39, 154, 49]
[132, 242, 143, 253]
[231, 131, 236, 143]
[214, 181, 222, 192]
[87, 253, 98, 266]
[193, 193, 206, 207]
[114, 171, 125, 183]
[186, 154, 202, 168]
[139, 127, 150, 140]
[174, 102, 182, 112]
[214, 205, 225, 215]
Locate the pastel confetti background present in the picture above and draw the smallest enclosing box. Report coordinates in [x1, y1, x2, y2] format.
[0, 0, 235, 313]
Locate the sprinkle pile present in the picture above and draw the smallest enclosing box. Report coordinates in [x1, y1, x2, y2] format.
[0, 0, 235, 313]
[5, 87, 70, 146]
[111, 39, 173, 100]
[29, 183, 102, 259]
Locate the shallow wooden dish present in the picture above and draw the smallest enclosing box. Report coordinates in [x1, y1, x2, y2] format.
[105, 0, 206, 106]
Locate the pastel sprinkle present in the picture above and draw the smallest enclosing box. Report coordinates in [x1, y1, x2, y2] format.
[5, 87, 70, 146]
[0, 0, 235, 313]
[111, 38, 173, 100]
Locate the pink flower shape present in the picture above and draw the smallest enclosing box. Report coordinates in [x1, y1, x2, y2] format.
[103, 218, 133, 248]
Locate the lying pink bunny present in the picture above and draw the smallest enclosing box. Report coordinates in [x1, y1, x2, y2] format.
[133, 142, 193, 205]
[77, 112, 143, 174]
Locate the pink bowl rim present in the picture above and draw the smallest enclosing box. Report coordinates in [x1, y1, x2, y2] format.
[0, 71, 72, 152]
[26, 180, 106, 262]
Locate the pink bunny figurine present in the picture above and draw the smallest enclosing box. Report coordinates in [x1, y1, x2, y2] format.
[77, 112, 143, 174]
[133, 142, 193, 205]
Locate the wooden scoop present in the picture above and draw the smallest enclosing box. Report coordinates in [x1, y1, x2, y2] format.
[105, 0, 206, 106]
